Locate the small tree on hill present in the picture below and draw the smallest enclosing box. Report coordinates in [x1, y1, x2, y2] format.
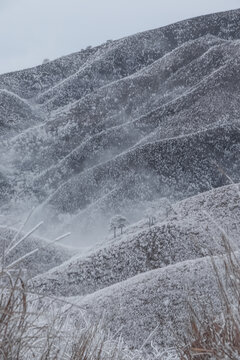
[42, 58, 50, 64]
[145, 207, 157, 227]
[117, 215, 128, 234]
[109, 215, 128, 238]
[110, 217, 117, 238]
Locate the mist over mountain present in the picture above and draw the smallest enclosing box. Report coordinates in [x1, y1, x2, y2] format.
[0, 8, 240, 246]
[1, 9, 240, 354]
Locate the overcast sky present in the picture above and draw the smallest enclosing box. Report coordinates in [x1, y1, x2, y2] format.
[0, 0, 239, 74]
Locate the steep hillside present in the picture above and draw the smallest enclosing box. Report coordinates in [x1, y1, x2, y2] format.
[0, 90, 41, 137]
[0, 226, 75, 277]
[1, 9, 240, 242]
[67, 253, 232, 349]
[1, 8, 240, 355]
[32, 183, 240, 296]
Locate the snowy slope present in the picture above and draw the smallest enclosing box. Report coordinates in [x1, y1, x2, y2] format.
[1, 9, 240, 353]
[32, 183, 240, 295]
[0, 9, 240, 242]
[0, 90, 41, 137]
[0, 226, 76, 277]
[65, 253, 235, 349]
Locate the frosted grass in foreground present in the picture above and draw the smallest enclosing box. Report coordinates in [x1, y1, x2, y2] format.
[0, 215, 178, 359]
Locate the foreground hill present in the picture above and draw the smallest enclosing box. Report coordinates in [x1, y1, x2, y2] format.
[1, 9, 240, 355]
[32, 183, 240, 295]
[30, 183, 240, 349]
[68, 253, 231, 349]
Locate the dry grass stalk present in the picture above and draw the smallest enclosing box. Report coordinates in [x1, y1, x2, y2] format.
[179, 233, 240, 360]
[0, 218, 147, 359]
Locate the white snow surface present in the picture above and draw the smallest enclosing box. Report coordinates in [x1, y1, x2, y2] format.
[31, 184, 240, 349]
[0, 9, 240, 243]
[32, 184, 240, 296]
[1, 8, 240, 355]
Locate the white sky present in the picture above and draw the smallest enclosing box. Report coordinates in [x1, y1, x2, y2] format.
[0, 0, 239, 74]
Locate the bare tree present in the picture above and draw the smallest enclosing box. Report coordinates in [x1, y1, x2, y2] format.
[109, 215, 128, 238]
[117, 215, 128, 234]
[109, 217, 117, 238]
[42, 58, 50, 64]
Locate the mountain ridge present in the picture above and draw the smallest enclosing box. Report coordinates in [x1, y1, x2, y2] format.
[1, 9, 240, 354]
[1, 8, 240, 243]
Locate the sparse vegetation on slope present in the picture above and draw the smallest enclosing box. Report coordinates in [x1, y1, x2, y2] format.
[179, 239, 240, 359]
[1, 8, 240, 359]
[1, 10, 240, 241]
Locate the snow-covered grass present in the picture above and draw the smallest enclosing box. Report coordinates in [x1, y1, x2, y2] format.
[178, 171, 240, 359]
[0, 221, 161, 359]
[0, 269, 164, 359]
[2, 200, 240, 359]
[178, 235, 240, 359]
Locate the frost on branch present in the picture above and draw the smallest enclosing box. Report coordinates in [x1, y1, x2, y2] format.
[109, 215, 128, 238]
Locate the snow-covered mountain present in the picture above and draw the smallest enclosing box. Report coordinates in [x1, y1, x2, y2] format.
[1, 8, 240, 354]
[1, 9, 240, 244]
[31, 184, 240, 296]
[30, 184, 240, 349]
